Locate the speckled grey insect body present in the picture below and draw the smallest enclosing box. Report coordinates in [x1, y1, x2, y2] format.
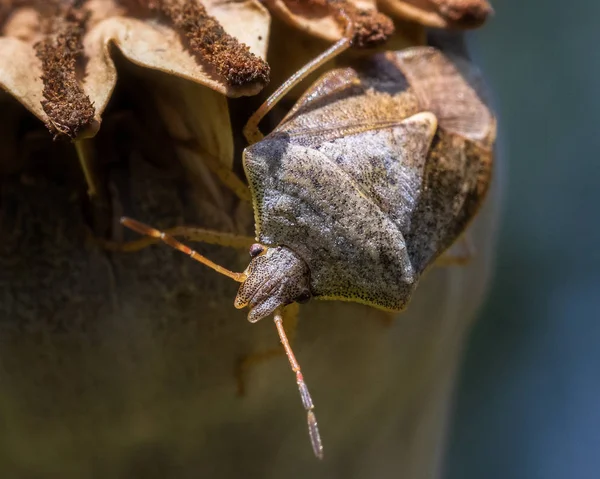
[240, 46, 496, 321]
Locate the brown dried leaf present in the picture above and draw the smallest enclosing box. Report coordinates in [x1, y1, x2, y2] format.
[0, 0, 271, 139]
[378, 0, 493, 29]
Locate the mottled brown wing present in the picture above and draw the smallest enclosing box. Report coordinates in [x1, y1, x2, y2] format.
[388, 46, 496, 146]
[385, 47, 495, 272]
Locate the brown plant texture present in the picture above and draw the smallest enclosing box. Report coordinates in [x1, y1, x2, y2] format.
[0, 0, 497, 477]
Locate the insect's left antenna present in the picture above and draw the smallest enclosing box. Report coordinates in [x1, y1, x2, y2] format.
[120, 217, 247, 282]
[274, 309, 324, 459]
[243, 20, 353, 145]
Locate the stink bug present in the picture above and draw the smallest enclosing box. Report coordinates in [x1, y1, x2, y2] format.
[117, 24, 496, 459]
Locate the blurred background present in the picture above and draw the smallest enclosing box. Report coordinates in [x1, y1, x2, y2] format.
[1, 0, 597, 477]
[445, 1, 600, 478]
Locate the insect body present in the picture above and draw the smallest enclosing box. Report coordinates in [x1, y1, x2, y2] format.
[242, 47, 495, 316]
[120, 42, 496, 459]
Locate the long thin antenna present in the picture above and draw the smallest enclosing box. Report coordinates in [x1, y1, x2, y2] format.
[243, 21, 353, 145]
[274, 310, 323, 459]
[120, 217, 247, 282]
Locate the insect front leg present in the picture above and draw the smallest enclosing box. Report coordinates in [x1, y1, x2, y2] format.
[100, 218, 256, 282]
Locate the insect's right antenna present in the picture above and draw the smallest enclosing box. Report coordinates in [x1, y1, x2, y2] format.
[120, 217, 247, 282]
[243, 19, 354, 145]
[274, 309, 324, 459]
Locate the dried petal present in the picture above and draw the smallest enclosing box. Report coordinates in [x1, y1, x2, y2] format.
[378, 0, 493, 29]
[0, 7, 46, 123]
[130, 0, 270, 87]
[0, 0, 271, 139]
[264, 0, 394, 47]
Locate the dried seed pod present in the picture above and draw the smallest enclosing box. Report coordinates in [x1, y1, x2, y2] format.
[0, 0, 498, 473]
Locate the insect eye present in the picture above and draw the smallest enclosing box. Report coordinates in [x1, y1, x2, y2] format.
[295, 290, 312, 304]
[249, 244, 265, 258]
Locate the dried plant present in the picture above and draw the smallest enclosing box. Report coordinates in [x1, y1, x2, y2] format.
[0, 0, 497, 477]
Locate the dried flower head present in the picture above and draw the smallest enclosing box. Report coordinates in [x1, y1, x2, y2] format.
[1, 0, 272, 139]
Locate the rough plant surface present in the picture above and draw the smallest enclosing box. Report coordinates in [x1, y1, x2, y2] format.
[431, 0, 492, 25]
[348, 5, 395, 47]
[285, 0, 395, 47]
[34, 0, 95, 139]
[132, 0, 270, 86]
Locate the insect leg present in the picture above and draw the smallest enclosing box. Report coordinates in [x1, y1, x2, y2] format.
[104, 223, 255, 253]
[117, 217, 248, 282]
[235, 303, 299, 395]
[243, 21, 354, 145]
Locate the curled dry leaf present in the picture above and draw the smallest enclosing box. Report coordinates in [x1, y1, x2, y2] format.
[378, 0, 494, 29]
[0, 0, 270, 139]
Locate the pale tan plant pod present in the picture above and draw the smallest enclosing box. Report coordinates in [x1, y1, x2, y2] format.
[0, 1, 499, 477]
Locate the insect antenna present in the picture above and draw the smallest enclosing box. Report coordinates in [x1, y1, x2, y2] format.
[243, 21, 353, 145]
[274, 309, 324, 459]
[120, 217, 247, 282]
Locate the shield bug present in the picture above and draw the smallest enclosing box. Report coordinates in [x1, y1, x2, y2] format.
[118, 26, 496, 459]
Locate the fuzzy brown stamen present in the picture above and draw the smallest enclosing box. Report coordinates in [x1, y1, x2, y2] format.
[34, 0, 95, 140]
[430, 0, 492, 27]
[284, 0, 395, 48]
[130, 0, 270, 87]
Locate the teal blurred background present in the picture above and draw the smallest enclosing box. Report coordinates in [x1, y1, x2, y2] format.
[446, 1, 600, 478]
